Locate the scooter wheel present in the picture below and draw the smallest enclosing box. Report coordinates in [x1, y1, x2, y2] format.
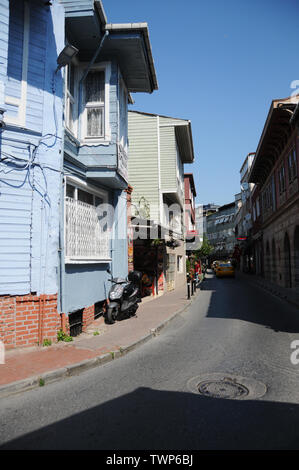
[106, 306, 118, 324]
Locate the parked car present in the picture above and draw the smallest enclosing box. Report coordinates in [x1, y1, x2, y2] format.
[215, 261, 235, 278]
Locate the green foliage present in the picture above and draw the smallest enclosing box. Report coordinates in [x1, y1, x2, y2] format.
[39, 378, 45, 387]
[64, 335, 73, 342]
[42, 338, 52, 347]
[57, 329, 66, 341]
[57, 328, 73, 342]
[151, 238, 163, 246]
[195, 235, 214, 258]
[93, 330, 100, 336]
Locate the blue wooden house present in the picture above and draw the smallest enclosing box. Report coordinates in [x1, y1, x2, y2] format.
[0, 0, 157, 347]
[0, 0, 66, 348]
[58, 1, 158, 334]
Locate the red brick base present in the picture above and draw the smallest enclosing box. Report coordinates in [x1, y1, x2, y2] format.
[82, 305, 95, 331]
[0, 294, 105, 349]
[60, 312, 70, 335]
[0, 294, 60, 349]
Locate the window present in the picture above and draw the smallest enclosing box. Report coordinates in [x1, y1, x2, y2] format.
[64, 62, 111, 142]
[118, 76, 128, 149]
[288, 147, 297, 183]
[169, 210, 174, 227]
[278, 164, 286, 195]
[256, 197, 260, 217]
[253, 204, 256, 222]
[84, 70, 105, 138]
[263, 182, 273, 211]
[5, 0, 30, 126]
[65, 64, 76, 134]
[177, 255, 183, 273]
[65, 179, 110, 262]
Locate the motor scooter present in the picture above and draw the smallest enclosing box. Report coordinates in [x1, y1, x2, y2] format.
[105, 269, 142, 324]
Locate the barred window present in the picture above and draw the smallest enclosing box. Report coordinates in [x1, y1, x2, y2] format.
[65, 181, 110, 262]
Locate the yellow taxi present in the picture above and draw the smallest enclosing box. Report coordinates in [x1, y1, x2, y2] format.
[215, 261, 235, 278]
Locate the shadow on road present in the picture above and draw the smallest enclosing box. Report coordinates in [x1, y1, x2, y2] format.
[203, 270, 299, 333]
[1, 386, 299, 450]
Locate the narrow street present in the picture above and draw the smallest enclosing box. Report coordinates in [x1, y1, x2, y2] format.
[1, 270, 299, 450]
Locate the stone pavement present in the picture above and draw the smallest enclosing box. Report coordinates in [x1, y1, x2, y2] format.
[0, 283, 201, 398]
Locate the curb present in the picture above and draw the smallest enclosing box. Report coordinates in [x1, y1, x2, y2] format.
[0, 287, 202, 399]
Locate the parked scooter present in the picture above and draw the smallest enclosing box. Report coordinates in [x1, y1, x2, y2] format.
[105, 269, 142, 324]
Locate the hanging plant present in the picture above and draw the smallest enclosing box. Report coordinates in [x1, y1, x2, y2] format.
[166, 239, 181, 248]
[151, 238, 164, 246]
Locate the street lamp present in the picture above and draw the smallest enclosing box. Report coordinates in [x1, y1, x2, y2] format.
[56, 44, 78, 71]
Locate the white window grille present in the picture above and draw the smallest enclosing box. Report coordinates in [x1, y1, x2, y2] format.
[65, 182, 111, 262]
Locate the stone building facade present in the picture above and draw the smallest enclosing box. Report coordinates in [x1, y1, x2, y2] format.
[249, 95, 299, 305]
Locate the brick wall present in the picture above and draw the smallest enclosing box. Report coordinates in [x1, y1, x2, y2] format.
[82, 305, 95, 331]
[0, 294, 60, 349]
[1, 295, 103, 348]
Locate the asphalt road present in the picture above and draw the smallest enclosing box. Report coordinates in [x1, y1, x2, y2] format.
[1, 270, 299, 450]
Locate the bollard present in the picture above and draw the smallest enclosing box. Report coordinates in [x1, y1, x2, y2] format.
[187, 282, 191, 299]
[191, 280, 194, 296]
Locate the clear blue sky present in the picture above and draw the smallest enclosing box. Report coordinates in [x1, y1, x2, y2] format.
[104, 0, 299, 206]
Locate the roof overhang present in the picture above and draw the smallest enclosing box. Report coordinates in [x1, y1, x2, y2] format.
[248, 95, 299, 185]
[102, 23, 158, 93]
[64, 1, 106, 55]
[174, 121, 195, 163]
[64, 6, 158, 94]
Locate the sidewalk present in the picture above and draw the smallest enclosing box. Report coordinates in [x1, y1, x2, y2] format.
[237, 270, 299, 309]
[0, 282, 201, 398]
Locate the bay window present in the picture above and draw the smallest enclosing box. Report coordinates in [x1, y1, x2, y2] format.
[64, 62, 111, 142]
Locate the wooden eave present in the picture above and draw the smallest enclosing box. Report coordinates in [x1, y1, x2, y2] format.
[249, 101, 298, 185]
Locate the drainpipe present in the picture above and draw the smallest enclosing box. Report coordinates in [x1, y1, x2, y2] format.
[77, 30, 109, 139]
[58, 171, 66, 316]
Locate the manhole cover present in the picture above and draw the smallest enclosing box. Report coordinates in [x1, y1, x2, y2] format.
[197, 377, 249, 399]
[187, 373, 266, 400]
